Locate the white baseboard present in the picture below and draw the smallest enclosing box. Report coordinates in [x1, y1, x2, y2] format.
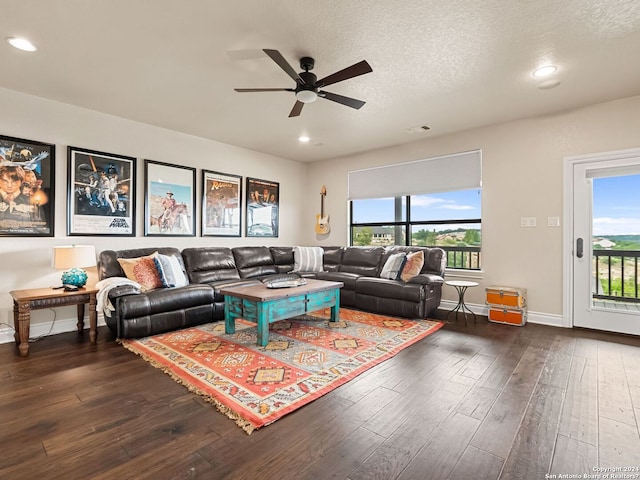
[0, 315, 107, 344]
[439, 300, 566, 329]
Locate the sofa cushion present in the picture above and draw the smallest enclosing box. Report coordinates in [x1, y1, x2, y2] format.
[99, 247, 183, 280]
[356, 277, 424, 303]
[182, 247, 240, 283]
[232, 246, 278, 278]
[400, 250, 425, 282]
[270, 246, 295, 273]
[154, 253, 189, 287]
[117, 253, 163, 291]
[385, 246, 446, 276]
[315, 271, 361, 290]
[322, 246, 344, 272]
[339, 247, 385, 276]
[118, 284, 215, 319]
[292, 246, 324, 272]
[379, 252, 407, 280]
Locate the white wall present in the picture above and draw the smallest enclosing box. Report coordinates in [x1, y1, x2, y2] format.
[3, 87, 639, 342]
[0, 87, 306, 341]
[304, 95, 640, 326]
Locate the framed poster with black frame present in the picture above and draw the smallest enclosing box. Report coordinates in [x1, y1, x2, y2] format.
[245, 177, 279, 237]
[201, 170, 242, 237]
[67, 146, 136, 236]
[145, 159, 196, 236]
[0, 134, 55, 237]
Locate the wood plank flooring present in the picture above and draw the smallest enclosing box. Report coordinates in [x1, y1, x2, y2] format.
[1, 312, 640, 479]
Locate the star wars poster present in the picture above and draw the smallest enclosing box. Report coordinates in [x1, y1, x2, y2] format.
[68, 146, 136, 236]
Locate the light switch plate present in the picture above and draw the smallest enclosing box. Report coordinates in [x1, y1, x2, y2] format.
[521, 217, 536, 227]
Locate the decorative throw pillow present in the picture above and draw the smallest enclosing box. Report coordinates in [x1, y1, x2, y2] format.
[117, 253, 163, 291]
[400, 250, 424, 282]
[154, 253, 189, 288]
[379, 252, 407, 280]
[291, 246, 324, 272]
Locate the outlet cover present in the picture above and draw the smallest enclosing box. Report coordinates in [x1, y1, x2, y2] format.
[548, 216, 560, 227]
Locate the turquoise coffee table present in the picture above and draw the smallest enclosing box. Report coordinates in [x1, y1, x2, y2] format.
[220, 279, 343, 346]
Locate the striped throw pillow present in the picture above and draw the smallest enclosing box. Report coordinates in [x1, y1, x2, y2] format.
[292, 246, 324, 272]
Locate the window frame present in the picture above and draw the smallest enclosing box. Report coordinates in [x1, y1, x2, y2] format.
[349, 194, 482, 271]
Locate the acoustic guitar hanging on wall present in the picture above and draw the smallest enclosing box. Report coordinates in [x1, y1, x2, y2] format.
[315, 185, 330, 234]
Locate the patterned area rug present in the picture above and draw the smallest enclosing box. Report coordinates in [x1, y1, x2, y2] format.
[121, 308, 443, 434]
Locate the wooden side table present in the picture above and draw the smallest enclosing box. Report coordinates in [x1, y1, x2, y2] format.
[9, 286, 99, 356]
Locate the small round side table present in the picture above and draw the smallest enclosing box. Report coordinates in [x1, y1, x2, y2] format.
[445, 280, 479, 326]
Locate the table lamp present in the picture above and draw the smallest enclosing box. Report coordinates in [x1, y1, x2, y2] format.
[52, 245, 96, 287]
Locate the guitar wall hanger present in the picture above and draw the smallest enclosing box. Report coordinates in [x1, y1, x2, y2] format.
[315, 185, 330, 234]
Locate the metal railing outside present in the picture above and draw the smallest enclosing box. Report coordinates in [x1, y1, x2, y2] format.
[440, 246, 481, 270]
[593, 249, 640, 303]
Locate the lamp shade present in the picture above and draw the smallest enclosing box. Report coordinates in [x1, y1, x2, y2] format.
[53, 245, 97, 269]
[53, 245, 96, 287]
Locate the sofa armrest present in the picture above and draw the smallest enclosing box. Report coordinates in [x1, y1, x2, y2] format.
[107, 284, 141, 301]
[406, 274, 444, 286]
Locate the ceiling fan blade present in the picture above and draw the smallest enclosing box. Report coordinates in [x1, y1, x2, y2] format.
[289, 101, 304, 117]
[234, 88, 293, 92]
[319, 91, 366, 109]
[263, 49, 303, 84]
[317, 60, 372, 87]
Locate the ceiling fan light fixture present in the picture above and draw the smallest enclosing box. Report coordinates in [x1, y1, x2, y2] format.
[296, 90, 318, 103]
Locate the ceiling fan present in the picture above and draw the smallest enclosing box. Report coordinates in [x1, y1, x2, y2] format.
[234, 49, 372, 118]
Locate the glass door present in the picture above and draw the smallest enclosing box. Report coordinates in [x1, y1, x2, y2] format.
[572, 155, 640, 335]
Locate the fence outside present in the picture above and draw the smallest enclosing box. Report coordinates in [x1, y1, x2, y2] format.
[593, 249, 640, 303]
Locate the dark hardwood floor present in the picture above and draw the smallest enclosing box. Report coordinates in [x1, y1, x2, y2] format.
[1, 312, 640, 480]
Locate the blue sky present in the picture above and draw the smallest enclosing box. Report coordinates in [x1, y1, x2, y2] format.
[353, 188, 481, 229]
[593, 174, 640, 236]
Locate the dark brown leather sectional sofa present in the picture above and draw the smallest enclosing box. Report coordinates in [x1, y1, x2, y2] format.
[97, 245, 446, 339]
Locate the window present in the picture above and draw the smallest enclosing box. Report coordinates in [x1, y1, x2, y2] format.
[348, 151, 482, 270]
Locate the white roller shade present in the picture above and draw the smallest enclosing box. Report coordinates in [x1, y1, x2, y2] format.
[348, 149, 481, 200]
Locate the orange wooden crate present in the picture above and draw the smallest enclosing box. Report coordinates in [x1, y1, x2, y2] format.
[486, 286, 526, 308]
[488, 307, 527, 326]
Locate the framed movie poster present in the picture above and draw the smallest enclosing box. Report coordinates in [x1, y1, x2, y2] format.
[0, 134, 55, 237]
[245, 177, 279, 237]
[145, 159, 196, 236]
[202, 170, 242, 237]
[68, 146, 136, 236]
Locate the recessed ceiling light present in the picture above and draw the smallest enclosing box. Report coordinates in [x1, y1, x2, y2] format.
[6, 37, 37, 52]
[298, 136, 310, 143]
[533, 65, 557, 78]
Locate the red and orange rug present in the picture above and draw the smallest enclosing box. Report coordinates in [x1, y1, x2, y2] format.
[121, 308, 443, 434]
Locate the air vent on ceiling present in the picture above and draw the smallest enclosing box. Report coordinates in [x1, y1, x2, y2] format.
[405, 125, 431, 134]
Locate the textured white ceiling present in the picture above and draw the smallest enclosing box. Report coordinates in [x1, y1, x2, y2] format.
[2, 0, 640, 162]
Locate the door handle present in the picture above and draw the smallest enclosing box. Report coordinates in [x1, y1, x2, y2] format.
[576, 238, 583, 258]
